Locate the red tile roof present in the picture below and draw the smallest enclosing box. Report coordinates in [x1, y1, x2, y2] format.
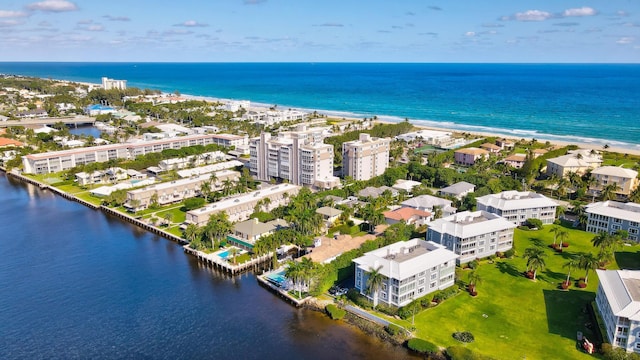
[0, 138, 24, 147]
[383, 207, 431, 221]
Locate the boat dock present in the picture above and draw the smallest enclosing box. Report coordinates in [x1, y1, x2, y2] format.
[183, 246, 271, 275]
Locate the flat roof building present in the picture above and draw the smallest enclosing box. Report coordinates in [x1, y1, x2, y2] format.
[353, 239, 458, 307]
[586, 201, 640, 241]
[595, 270, 640, 353]
[342, 133, 391, 181]
[476, 190, 558, 226]
[427, 210, 516, 264]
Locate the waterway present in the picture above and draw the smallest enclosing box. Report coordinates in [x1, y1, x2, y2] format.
[68, 125, 101, 138]
[0, 173, 414, 359]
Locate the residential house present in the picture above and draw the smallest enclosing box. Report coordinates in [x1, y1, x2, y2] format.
[357, 186, 398, 199]
[586, 201, 640, 241]
[392, 179, 422, 195]
[228, 218, 288, 249]
[353, 239, 458, 307]
[590, 166, 639, 197]
[496, 138, 515, 151]
[316, 207, 343, 227]
[480, 143, 501, 154]
[595, 269, 640, 353]
[84, 104, 117, 116]
[503, 154, 527, 169]
[438, 181, 476, 200]
[454, 147, 489, 166]
[383, 207, 431, 226]
[401, 195, 456, 217]
[476, 191, 558, 226]
[427, 210, 516, 264]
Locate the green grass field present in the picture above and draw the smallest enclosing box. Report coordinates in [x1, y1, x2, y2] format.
[391, 224, 640, 360]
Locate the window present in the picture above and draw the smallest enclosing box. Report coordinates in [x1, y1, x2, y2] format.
[430, 273, 437, 280]
[430, 282, 436, 289]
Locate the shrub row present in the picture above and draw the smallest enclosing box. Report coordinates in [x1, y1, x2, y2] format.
[452, 331, 475, 343]
[407, 338, 439, 354]
[397, 287, 460, 320]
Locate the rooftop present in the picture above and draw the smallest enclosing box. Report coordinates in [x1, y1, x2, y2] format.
[586, 201, 640, 223]
[597, 270, 640, 321]
[476, 191, 558, 211]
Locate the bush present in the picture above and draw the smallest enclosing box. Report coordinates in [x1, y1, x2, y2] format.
[385, 323, 403, 336]
[601, 342, 634, 360]
[504, 248, 516, 258]
[517, 226, 530, 231]
[446, 346, 487, 360]
[578, 280, 587, 288]
[407, 338, 439, 354]
[325, 304, 346, 320]
[525, 218, 543, 229]
[467, 260, 479, 269]
[452, 331, 475, 343]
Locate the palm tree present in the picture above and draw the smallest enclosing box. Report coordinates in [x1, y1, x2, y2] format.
[184, 223, 201, 243]
[366, 265, 385, 309]
[557, 229, 569, 249]
[550, 226, 561, 248]
[285, 261, 303, 299]
[163, 212, 173, 226]
[563, 256, 580, 286]
[591, 231, 614, 253]
[600, 183, 620, 201]
[200, 181, 212, 202]
[556, 206, 566, 220]
[228, 247, 239, 264]
[432, 206, 443, 220]
[578, 253, 599, 284]
[629, 187, 640, 204]
[523, 247, 547, 281]
[468, 269, 481, 294]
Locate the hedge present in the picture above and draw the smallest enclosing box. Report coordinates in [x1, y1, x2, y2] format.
[407, 338, 439, 354]
[325, 304, 346, 320]
[446, 346, 492, 360]
[385, 323, 403, 336]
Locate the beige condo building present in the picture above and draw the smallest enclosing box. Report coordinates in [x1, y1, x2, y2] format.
[342, 133, 391, 181]
[249, 125, 339, 188]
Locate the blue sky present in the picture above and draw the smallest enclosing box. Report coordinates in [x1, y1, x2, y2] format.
[0, 0, 638, 62]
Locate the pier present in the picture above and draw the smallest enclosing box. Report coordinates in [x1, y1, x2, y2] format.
[183, 246, 271, 275]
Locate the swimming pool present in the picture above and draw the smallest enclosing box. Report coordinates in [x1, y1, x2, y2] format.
[265, 270, 287, 287]
[217, 250, 230, 259]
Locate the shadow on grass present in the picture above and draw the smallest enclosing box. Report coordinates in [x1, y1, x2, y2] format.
[496, 261, 522, 278]
[529, 237, 545, 248]
[553, 250, 579, 260]
[539, 268, 566, 284]
[543, 289, 595, 341]
[615, 251, 640, 270]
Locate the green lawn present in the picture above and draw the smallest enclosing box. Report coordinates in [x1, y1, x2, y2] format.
[392, 224, 640, 360]
[74, 192, 103, 206]
[155, 207, 187, 224]
[165, 226, 184, 238]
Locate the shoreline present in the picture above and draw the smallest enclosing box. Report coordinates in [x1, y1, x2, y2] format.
[4, 72, 640, 153]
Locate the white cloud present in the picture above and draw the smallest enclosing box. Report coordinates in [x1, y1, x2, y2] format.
[617, 10, 629, 17]
[563, 7, 596, 17]
[27, 0, 78, 13]
[104, 15, 130, 22]
[616, 37, 634, 44]
[465, 31, 476, 37]
[0, 10, 29, 18]
[86, 25, 103, 32]
[515, 10, 553, 21]
[0, 19, 24, 27]
[175, 20, 208, 27]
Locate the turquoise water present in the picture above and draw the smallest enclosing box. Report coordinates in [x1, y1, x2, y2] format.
[1, 62, 638, 149]
[217, 250, 231, 259]
[265, 270, 287, 287]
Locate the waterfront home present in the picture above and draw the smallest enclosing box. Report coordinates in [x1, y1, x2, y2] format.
[476, 190, 558, 226]
[383, 207, 431, 226]
[125, 170, 239, 211]
[480, 143, 501, 154]
[401, 195, 456, 217]
[503, 154, 527, 169]
[176, 160, 243, 178]
[589, 166, 639, 197]
[438, 181, 476, 200]
[353, 239, 458, 307]
[101, 77, 127, 90]
[454, 147, 489, 166]
[316, 207, 343, 228]
[586, 201, 640, 241]
[22, 134, 230, 174]
[90, 178, 156, 197]
[532, 149, 548, 158]
[595, 269, 640, 353]
[185, 183, 301, 226]
[228, 218, 289, 249]
[394, 129, 457, 147]
[546, 149, 602, 178]
[427, 210, 516, 264]
[342, 133, 391, 181]
[392, 179, 422, 195]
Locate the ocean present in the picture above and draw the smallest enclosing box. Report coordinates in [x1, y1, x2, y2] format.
[0, 62, 638, 149]
[0, 173, 414, 359]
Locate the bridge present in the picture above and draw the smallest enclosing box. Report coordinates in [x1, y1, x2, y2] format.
[0, 116, 96, 128]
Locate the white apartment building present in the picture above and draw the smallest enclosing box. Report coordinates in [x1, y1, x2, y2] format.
[249, 125, 339, 188]
[596, 270, 640, 353]
[243, 109, 307, 125]
[590, 166, 639, 197]
[342, 133, 391, 181]
[476, 190, 558, 226]
[125, 170, 239, 211]
[353, 239, 458, 307]
[427, 211, 516, 264]
[185, 183, 301, 225]
[586, 201, 640, 241]
[22, 134, 227, 174]
[101, 77, 127, 90]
